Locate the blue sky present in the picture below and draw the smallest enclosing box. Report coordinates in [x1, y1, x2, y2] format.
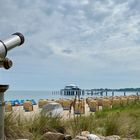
[0, 0, 140, 90]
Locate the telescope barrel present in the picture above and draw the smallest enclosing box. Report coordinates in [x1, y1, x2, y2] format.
[0, 32, 24, 59]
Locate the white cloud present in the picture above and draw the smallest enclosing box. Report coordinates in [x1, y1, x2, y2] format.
[0, 0, 140, 89]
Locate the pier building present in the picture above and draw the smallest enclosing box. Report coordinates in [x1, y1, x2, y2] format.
[60, 84, 82, 96]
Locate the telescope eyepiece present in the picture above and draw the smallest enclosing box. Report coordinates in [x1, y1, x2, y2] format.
[3, 58, 13, 69]
[0, 58, 13, 69]
[12, 32, 25, 45]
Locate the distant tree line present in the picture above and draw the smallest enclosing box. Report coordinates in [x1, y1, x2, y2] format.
[92, 88, 140, 92]
[114, 88, 140, 92]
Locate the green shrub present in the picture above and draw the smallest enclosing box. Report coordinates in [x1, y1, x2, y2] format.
[104, 112, 120, 136]
[65, 114, 96, 137]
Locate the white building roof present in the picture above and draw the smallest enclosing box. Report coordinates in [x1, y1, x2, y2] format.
[64, 84, 79, 89]
[67, 84, 77, 87]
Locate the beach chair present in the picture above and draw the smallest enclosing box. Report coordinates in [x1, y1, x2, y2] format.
[23, 101, 33, 112]
[10, 100, 15, 106]
[38, 99, 50, 108]
[5, 102, 12, 112]
[73, 100, 85, 114]
[19, 100, 25, 106]
[102, 99, 112, 109]
[14, 100, 20, 106]
[112, 98, 121, 107]
[31, 99, 37, 105]
[62, 99, 72, 110]
[88, 99, 98, 112]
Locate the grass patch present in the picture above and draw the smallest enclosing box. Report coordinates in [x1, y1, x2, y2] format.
[4, 99, 140, 139]
[65, 114, 96, 137]
[5, 112, 64, 140]
[4, 112, 32, 140]
[64, 100, 140, 139]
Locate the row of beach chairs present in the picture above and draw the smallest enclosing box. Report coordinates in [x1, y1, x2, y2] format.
[5, 95, 140, 113]
[5, 99, 37, 112]
[5, 99, 36, 106]
[86, 95, 140, 112]
[38, 98, 85, 114]
[38, 95, 140, 114]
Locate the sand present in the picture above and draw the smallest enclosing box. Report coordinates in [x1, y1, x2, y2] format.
[5, 101, 93, 120]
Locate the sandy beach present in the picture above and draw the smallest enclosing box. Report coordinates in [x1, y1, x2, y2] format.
[5, 100, 92, 120]
[6, 95, 139, 120]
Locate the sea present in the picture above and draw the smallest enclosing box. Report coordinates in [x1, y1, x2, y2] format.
[4, 90, 139, 102]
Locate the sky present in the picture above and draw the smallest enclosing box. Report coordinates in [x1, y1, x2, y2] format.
[0, 0, 140, 90]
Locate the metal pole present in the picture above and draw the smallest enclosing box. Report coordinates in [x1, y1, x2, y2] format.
[0, 85, 9, 140]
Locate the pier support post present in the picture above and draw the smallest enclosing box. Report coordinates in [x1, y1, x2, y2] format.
[100, 92, 103, 96]
[106, 91, 107, 96]
[82, 90, 85, 95]
[0, 85, 9, 140]
[112, 91, 114, 96]
[124, 92, 126, 96]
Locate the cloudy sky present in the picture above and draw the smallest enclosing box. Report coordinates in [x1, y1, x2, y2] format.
[0, 0, 140, 90]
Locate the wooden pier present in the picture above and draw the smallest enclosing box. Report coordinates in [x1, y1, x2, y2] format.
[60, 87, 116, 96]
[59, 88, 139, 97]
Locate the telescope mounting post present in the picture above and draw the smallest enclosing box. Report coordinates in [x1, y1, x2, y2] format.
[0, 32, 25, 140]
[0, 85, 9, 140]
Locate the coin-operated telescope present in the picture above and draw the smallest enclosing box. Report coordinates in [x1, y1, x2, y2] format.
[0, 32, 25, 69]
